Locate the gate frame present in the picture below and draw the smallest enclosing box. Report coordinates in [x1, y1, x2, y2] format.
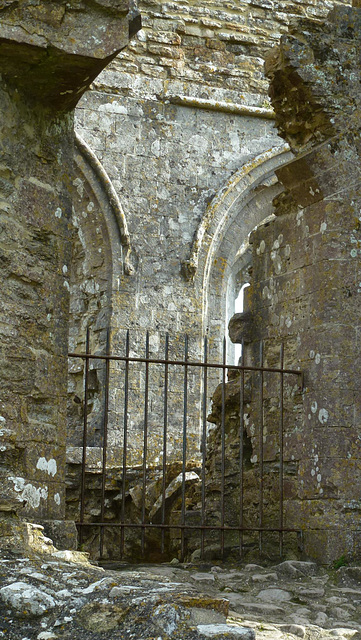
[68, 329, 304, 561]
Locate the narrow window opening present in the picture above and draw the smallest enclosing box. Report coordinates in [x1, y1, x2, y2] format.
[234, 282, 250, 364]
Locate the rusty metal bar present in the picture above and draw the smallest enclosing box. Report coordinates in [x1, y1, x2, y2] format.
[239, 338, 245, 558]
[181, 334, 188, 562]
[279, 343, 284, 557]
[77, 521, 300, 532]
[69, 351, 302, 378]
[79, 326, 90, 548]
[161, 333, 169, 554]
[141, 331, 150, 557]
[259, 340, 264, 554]
[100, 327, 111, 558]
[220, 336, 226, 559]
[120, 330, 130, 557]
[200, 335, 208, 560]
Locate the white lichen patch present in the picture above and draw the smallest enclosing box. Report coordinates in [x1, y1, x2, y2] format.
[10, 477, 48, 509]
[54, 208, 62, 218]
[37, 457, 57, 477]
[318, 408, 329, 424]
[98, 102, 128, 115]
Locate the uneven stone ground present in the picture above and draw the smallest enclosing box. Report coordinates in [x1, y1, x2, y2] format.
[1, 522, 361, 640]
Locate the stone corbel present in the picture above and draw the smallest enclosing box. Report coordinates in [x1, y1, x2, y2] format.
[0, 1, 141, 112]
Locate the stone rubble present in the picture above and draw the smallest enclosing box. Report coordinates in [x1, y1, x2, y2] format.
[1, 523, 361, 640]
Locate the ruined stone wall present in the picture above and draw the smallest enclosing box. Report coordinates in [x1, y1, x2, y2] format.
[226, 4, 361, 562]
[72, 1, 353, 467]
[75, 0, 352, 354]
[0, 1, 133, 523]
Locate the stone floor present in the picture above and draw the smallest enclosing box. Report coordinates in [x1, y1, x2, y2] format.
[0, 522, 361, 640]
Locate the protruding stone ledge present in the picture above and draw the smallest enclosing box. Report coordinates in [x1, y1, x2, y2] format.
[0, 1, 140, 111]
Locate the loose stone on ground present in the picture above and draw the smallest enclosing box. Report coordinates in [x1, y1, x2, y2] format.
[1, 528, 361, 640]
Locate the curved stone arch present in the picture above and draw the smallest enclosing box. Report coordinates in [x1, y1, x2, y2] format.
[67, 136, 134, 447]
[75, 133, 134, 277]
[189, 145, 294, 357]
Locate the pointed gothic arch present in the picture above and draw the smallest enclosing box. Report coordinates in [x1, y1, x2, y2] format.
[184, 145, 294, 360]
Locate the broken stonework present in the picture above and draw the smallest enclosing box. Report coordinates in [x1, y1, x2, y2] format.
[2, 524, 361, 639]
[70, 0, 352, 464]
[225, 5, 361, 562]
[1, 0, 360, 573]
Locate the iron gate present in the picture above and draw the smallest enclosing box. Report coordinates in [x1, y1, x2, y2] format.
[68, 329, 303, 562]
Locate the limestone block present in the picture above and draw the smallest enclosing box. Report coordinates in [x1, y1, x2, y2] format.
[197, 625, 255, 639]
[0, 582, 57, 617]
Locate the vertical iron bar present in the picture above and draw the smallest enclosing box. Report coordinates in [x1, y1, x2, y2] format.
[279, 343, 284, 557]
[100, 327, 111, 558]
[181, 335, 188, 562]
[201, 335, 208, 560]
[79, 327, 90, 548]
[239, 338, 245, 558]
[141, 332, 150, 557]
[259, 340, 264, 554]
[120, 330, 130, 557]
[220, 336, 226, 559]
[161, 334, 169, 554]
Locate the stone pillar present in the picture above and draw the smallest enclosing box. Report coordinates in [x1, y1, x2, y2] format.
[0, 1, 138, 521]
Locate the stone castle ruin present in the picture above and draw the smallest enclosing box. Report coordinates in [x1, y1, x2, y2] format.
[0, 0, 360, 565]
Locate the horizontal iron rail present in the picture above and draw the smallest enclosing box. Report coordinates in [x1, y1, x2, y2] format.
[76, 522, 300, 532]
[68, 351, 303, 379]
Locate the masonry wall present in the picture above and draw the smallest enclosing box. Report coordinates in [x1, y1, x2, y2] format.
[227, 4, 361, 562]
[0, 93, 73, 519]
[70, 0, 352, 466]
[0, 0, 133, 522]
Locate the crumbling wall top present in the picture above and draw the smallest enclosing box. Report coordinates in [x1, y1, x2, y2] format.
[265, 5, 361, 154]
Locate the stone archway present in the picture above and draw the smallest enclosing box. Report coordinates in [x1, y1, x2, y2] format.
[183, 145, 294, 361]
